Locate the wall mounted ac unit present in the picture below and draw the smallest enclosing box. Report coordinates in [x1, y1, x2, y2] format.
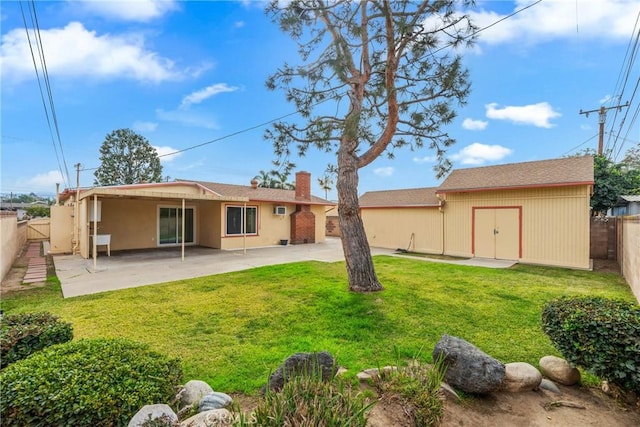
[273, 206, 286, 215]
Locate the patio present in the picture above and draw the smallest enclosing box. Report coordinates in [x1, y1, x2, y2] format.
[54, 237, 515, 298]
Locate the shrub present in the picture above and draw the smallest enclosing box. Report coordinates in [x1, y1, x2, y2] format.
[238, 368, 373, 426]
[0, 312, 73, 369]
[541, 297, 640, 393]
[375, 359, 447, 427]
[0, 338, 182, 427]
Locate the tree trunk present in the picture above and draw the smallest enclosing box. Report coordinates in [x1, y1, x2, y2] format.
[337, 147, 384, 293]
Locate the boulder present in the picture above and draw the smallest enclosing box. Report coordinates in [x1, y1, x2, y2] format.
[198, 391, 233, 412]
[433, 334, 505, 394]
[540, 378, 562, 394]
[539, 356, 580, 385]
[181, 409, 233, 427]
[179, 380, 214, 407]
[501, 362, 542, 392]
[265, 351, 338, 392]
[128, 404, 178, 427]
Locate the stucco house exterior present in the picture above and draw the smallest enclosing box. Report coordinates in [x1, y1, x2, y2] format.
[51, 171, 333, 259]
[360, 156, 595, 269]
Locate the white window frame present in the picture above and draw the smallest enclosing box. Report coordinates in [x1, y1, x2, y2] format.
[225, 205, 258, 236]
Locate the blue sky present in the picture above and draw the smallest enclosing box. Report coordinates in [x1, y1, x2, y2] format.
[1, 0, 639, 200]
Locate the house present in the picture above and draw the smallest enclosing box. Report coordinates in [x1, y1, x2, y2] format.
[609, 195, 640, 216]
[360, 156, 595, 269]
[51, 171, 333, 258]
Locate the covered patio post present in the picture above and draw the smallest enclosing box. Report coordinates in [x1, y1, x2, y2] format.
[243, 202, 247, 254]
[181, 198, 185, 261]
[92, 194, 98, 270]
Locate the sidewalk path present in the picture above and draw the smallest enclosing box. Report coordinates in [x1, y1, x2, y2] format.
[23, 242, 47, 284]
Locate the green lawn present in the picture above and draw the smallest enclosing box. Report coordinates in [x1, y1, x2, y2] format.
[1, 256, 634, 394]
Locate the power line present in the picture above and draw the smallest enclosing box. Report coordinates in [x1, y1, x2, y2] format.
[18, 1, 70, 188]
[562, 133, 598, 156]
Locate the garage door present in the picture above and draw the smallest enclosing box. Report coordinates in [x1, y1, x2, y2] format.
[473, 208, 520, 260]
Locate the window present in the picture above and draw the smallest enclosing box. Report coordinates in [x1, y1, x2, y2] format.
[226, 205, 257, 235]
[159, 207, 194, 245]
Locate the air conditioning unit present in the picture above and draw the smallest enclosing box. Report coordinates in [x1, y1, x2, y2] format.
[273, 206, 286, 215]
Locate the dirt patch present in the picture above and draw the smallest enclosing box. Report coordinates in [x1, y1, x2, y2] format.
[592, 259, 621, 274]
[232, 383, 640, 427]
[0, 242, 54, 296]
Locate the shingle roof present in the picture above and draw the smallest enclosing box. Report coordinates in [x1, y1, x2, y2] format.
[619, 195, 640, 203]
[359, 187, 440, 208]
[437, 156, 594, 193]
[179, 180, 333, 205]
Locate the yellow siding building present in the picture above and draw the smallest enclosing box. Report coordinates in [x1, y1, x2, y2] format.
[361, 156, 594, 269]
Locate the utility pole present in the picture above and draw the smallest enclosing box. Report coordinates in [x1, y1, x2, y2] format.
[579, 102, 629, 155]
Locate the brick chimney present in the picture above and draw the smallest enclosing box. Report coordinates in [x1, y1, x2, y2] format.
[295, 171, 311, 201]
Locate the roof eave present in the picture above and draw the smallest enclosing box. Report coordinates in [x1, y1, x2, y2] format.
[436, 181, 595, 194]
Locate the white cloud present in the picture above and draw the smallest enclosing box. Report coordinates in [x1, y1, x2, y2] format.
[19, 170, 64, 192]
[413, 155, 437, 164]
[0, 22, 189, 84]
[451, 143, 512, 165]
[133, 121, 158, 132]
[180, 83, 239, 109]
[469, 0, 637, 45]
[373, 167, 394, 177]
[153, 145, 182, 162]
[156, 108, 219, 129]
[73, 0, 179, 22]
[235, 21, 246, 28]
[462, 118, 488, 131]
[485, 102, 561, 128]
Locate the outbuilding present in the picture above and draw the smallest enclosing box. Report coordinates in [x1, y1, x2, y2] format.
[360, 156, 594, 269]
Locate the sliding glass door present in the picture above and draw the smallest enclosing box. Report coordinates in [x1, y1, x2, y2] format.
[159, 206, 194, 245]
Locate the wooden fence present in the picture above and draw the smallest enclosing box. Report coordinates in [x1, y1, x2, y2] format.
[26, 218, 50, 240]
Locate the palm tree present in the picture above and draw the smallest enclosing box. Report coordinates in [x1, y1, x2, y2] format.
[318, 175, 333, 199]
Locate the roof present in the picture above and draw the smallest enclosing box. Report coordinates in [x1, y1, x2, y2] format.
[617, 195, 640, 204]
[437, 156, 594, 193]
[359, 187, 440, 208]
[179, 180, 334, 206]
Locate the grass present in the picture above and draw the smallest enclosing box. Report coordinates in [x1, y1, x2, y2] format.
[0, 256, 634, 394]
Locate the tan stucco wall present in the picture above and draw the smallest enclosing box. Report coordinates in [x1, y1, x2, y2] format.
[621, 215, 640, 302]
[1, 212, 27, 282]
[198, 201, 221, 248]
[441, 186, 591, 269]
[361, 207, 443, 253]
[220, 203, 327, 250]
[49, 205, 73, 254]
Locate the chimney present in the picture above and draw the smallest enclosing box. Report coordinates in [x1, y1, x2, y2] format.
[295, 171, 311, 201]
[250, 178, 259, 189]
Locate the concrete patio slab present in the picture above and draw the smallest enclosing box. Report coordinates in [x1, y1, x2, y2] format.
[55, 237, 516, 298]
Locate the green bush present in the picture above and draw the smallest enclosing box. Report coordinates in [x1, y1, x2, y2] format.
[237, 369, 372, 426]
[541, 297, 640, 393]
[0, 338, 182, 427]
[0, 312, 73, 369]
[375, 359, 447, 427]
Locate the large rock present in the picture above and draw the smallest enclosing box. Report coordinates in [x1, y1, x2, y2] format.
[539, 355, 580, 385]
[198, 391, 233, 412]
[179, 380, 214, 407]
[501, 362, 542, 392]
[265, 351, 338, 392]
[433, 334, 505, 394]
[128, 404, 178, 427]
[181, 409, 233, 427]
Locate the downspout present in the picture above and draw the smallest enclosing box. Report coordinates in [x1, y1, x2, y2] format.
[437, 194, 445, 255]
[181, 198, 185, 261]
